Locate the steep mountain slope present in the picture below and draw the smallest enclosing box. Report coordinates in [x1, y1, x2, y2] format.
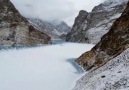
[73, 1, 129, 90]
[66, 0, 128, 44]
[56, 21, 71, 35]
[66, 10, 89, 42]
[28, 18, 71, 39]
[0, 0, 51, 46]
[77, 1, 129, 70]
[74, 48, 129, 90]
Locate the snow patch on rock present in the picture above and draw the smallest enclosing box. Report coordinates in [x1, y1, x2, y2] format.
[73, 48, 129, 90]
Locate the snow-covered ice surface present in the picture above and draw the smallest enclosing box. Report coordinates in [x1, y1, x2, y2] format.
[73, 48, 129, 90]
[0, 43, 94, 90]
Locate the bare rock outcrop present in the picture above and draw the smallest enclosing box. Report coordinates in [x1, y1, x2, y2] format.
[0, 0, 51, 46]
[66, 0, 128, 44]
[77, 0, 129, 72]
[73, 1, 129, 90]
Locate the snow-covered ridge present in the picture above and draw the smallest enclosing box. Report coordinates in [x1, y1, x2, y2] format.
[104, 0, 128, 5]
[73, 48, 129, 90]
[28, 18, 71, 39]
[66, 0, 127, 44]
[97, 0, 128, 12]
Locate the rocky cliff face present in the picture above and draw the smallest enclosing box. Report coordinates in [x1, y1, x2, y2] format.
[66, 0, 128, 44]
[77, 0, 129, 71]
[0, 0, 51, 46]
[28, 18, 71, 39]
[66, 10, 88, 42]
[73, 1, 129, 90]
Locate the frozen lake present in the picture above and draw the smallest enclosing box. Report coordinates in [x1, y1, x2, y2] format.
[0, 43, 94, 90]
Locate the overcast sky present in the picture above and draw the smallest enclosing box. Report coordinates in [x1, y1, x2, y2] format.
[10, 0, 105, 26]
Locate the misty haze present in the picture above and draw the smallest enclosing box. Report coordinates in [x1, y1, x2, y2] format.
[0, 0, 129, 90]
[10, 0, 105, 26]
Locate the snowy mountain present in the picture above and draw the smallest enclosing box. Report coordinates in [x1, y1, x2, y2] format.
[28, 18, 71, 39]
[56, 21, 71, 35]
[66, 0, 128, 44]
[93, 0, 128, 12]
[73, 1, 129, 90]
[0, 0, 51, 46]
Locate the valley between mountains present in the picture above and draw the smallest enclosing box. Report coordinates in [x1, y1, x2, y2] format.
[0, 0, 129, 90]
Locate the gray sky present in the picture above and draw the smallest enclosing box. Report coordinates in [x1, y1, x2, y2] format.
[10, 0, 105, 26]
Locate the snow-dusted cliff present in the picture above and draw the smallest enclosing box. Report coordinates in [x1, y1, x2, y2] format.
[66, 0, 128, 44]
[0, 0, 51, 46]
[73, 48, 129, 90]
[73, 1, 129, 90]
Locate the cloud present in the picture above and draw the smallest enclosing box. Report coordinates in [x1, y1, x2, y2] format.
[10, 0, 105, 26]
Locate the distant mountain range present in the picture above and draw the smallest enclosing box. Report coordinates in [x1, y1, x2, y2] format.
[0, 0, 71, 46]
[28, 18, 71, 39]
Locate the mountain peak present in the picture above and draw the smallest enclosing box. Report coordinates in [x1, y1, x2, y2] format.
[92, 0, 128, 12]
[104, 0, 128, 5]
[66, 0, 127, 43]
[28, 18, 71, 39]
